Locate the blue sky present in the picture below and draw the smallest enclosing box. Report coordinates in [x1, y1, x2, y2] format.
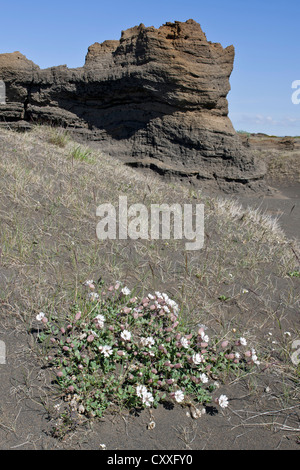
[1, 0, 299, 136]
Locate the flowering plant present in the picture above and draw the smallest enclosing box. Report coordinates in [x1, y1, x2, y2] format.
[37, 281, 259, 418]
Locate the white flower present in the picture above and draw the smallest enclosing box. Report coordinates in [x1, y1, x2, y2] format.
[252, 354, 260, 365]
[136, 385, 148, 398]
[136, 385, 154, 407]
[142, 391, 154, 407]
[174, 390, 185, 403]
[164, 296, 179, 315]
[218, 394, 229, 409]
[239, 337, 247, 346]
[121, 330, 132, 341]
[95, 314, 105, 328]
[155, 291, 162, 298]
[88, 292, 99, 301]
[95, 314, 105, 323]
[99, 345, 113, 357]
[199, 330, 209, 342]
[121, 286, 131, 296]
[192, 353, 204, 365]
[147, 420, 156, 430]
[199, 373, 208, 384]
[162, 305, 170, 313]
[140, 336, 155, 348]
[84, 279, 94, 287]
[147, 293, 155, 300]
[198, 330, 209, 343]
[36, 312, 46, 321]
[242, 288, 249, 294]
[235, 352, 240, 359]
[284, 331, 291, 337]
[180, 337, 189, 349]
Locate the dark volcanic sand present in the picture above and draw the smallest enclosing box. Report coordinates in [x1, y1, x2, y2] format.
[231, 181, 300, 242]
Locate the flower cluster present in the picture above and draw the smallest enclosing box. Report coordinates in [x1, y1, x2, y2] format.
[36, 280, 260, 419]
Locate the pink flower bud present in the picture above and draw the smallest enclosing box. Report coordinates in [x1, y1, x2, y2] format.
[175, 333, 181, 340]
[149, 304, 156, 311]
[75, 311, 81, 321]
[68, 385, 74, 392]
[117, 350, 125, 356]
[60, 327, 66, 334]
[87, 335, 94, 343]
[42, 316, 48, 324]
[245, 350, 252, 357]
[166, 379, 174, 385]
[221, 341, 229, 349]
[63, 346, 69, 351]
[186, 333, 193, 340]
[57, 371, 63, 377]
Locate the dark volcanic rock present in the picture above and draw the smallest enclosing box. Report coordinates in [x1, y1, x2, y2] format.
[0, 20, 266, 192]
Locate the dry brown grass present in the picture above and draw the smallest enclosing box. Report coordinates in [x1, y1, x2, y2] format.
[0, 125, 299, 444]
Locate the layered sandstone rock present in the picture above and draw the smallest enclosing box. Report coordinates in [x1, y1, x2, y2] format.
[0, 19, 266, 192]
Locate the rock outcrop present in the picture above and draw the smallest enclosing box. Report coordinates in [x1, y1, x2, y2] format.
[0, 19, 266, 192]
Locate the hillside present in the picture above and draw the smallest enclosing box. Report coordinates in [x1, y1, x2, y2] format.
[0, 125, 299, 449]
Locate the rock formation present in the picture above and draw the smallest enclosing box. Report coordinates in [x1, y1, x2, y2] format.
[0, 19, 266, 192]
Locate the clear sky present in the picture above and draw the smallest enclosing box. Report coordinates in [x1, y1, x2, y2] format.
[1, 0, 299, 136]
